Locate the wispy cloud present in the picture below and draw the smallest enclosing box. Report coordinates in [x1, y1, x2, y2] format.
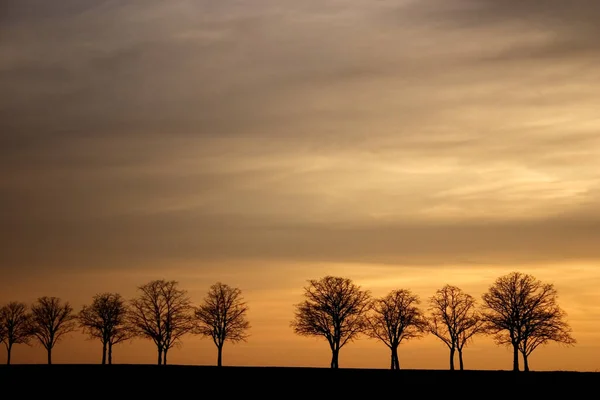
[1, 0, 600, 277]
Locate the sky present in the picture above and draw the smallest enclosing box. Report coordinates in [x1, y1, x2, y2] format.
[1, 0, 599, 371]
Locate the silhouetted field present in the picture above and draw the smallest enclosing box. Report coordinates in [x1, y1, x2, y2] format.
[2, 365, 598, 397]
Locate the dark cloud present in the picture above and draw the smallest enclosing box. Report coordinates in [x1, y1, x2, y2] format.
[0, 0, 110, 23]
[3, 207, 600, 276]
[1, 0, 600, 279]
[410, 0, 600, 30]
[455, 0, 600, 24]
[437, 0, 600, 59]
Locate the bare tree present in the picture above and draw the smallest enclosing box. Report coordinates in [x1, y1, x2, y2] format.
[428, 285, 483, 371]
[517, 294, 576, 372]
[481, 271, 576, 372]
[29, 296, 77, 364]
[79, 293, 132, 365]
[290, 276, 371, 369]
[194, 282, 250, 367]
[0, 317, 4, 347]
[366, 289, 427, 370]
[0, 319, 4, 351]
[129, 279, 194, 365]
[0, 302, 32, 365]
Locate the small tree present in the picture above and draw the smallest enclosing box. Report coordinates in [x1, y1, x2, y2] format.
[482, 271, 576, 372]
[129, 279, 194, 365]
[29, 296, 77, 364]
[79, 293, 132, 365]
[366, 289, 427, 370]
[194, 282, 250, 367]
[290, 276, 371, 369]
[428, 285, 483, 371]
[0, 302, 32, 365]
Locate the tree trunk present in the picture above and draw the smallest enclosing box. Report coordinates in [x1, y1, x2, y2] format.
[523, 353, 529, 372]
[330, 348, 339, 369]
[391, 345, 400, 370]
[449, 347, 455, 371]
[157, 347, 163, 365]
[108, 343, 113, 365]
[163, 348, 168, 365]
[512, 344, 519, 372]
[101, 342, 107, 365]
[458, 349, 464, 371]
[6, 343, 12, 365]
[217, 344, 223, 367]
[47, 347, 52, 365]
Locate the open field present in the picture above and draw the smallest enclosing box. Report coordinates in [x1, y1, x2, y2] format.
[2, 365, 598, 397]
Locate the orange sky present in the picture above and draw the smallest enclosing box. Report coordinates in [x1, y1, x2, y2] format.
[1, 261, 598, 371]
[1, 1, 600, 371]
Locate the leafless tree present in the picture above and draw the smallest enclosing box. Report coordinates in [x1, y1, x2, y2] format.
[29, 296, 77, 364]
[367, 289, 427, 370]
[194, 282, 250, 367]
[517, 294, 576, 372]
[79, 293, 132, 365]
[129, 279, 194, 365]
[290, 276, 371, 369]
[428, 285, 484, 371]
[482, 271, 576, 371]
[0, 302, 32, 365]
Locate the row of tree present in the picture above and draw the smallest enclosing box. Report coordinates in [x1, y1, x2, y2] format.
[0, 272, 575, 371]
[0, 281, 249, 366]
[291, 272, 575, 372]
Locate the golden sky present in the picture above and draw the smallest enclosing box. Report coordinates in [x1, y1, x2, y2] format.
[1, 0, 599, 371]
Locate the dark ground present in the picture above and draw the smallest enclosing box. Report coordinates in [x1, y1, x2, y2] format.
[1, 365, 598, 397]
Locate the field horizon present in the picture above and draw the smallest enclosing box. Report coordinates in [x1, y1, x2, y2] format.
[2, 363, 596, 372]
[3, 364, 598, 397]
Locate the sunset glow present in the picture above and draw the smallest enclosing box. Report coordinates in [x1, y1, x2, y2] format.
[1, 0, 599, 371]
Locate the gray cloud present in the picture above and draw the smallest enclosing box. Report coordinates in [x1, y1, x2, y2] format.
[2, 0, 600, 277]
[3, 206, 600, 276]
[427, 0, 600, 59]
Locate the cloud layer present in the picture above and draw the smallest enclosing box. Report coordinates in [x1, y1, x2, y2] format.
[2, 0, 600, 274]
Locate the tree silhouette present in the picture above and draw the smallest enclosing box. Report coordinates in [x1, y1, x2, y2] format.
[129, 279, 194, 365]
[79, 293, 132, 365]
[290, 276, 371, 369]
[0, 302, 32, 365]
[517, 287, 576, 371]
[428, 285, 483, 371]
[366, 289, 427, 370]
[194, 282, 250, 367]
[29, 296, 77, 364]
[481, 271, 576, 371]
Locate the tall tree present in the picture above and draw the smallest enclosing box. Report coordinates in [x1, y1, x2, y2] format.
[0, 317, 4, 348]
[290, 276, 371, 369]
[0, 320, 4, 351]
[194, 282, 250, 367]
[0, 302, 32, 365]
[29, 296, 77, 364]
[428, 285, 483, 371]
[129, 279, 194, 365]
[517, 293, 576, 372]
[366, 289, 427, 370]
[79, 293, 132, 365]
[481, 272, 575, 372]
